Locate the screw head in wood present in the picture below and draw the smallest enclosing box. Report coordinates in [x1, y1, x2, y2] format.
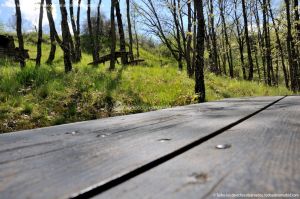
[215, 144, 231, 149]
[158, 138, 172, 142]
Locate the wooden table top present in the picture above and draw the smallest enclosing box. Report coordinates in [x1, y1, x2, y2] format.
[0, 96, 299, 199]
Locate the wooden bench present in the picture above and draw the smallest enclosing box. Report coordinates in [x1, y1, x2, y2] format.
[0, 96, 299, 199]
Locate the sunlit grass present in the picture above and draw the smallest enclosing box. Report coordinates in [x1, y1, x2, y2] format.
[0, 39, 292, 133]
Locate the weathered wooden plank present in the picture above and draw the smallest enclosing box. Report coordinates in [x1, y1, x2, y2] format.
[95, 96, 300, 199]
[0, 97, 283, 199]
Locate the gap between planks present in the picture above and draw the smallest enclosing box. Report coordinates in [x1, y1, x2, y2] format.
[71, 96, 287, 199]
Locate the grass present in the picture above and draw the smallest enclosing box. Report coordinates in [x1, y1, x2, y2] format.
[0, 38, 292, 133]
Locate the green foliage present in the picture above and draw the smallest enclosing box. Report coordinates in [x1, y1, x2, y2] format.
[22, 103, 33, 115]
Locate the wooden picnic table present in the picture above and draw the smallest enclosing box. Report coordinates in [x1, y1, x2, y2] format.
[0, 96, 299, 199]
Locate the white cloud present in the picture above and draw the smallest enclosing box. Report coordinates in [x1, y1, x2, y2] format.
[1, 0, 57, 29]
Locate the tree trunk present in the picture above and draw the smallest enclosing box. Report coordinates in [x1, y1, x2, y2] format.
[46, 27, 56, 64]
[14, 0, 25, 68]
[95, 0, 102, 63]
[241, 0, 254, 80]
[45, 0, 57, 64]
[192, 5, 197, 75]
[208, 0, 220, 75]
[233, 0, 246, 79]
[172, 0, 183, 70]
[268, 0, 289, 88]
[115, 1, 127, 65]
[110, 0, 116, 70]
[59, 0, 73, 73]
[186, 0, 193, 77]
[87, 0, 99, 64]
[285, 0, 298, 91]
[126, 0, 134, 62]
[253, 1, 267, 83]
[219, 0, 234, 78]
[262, 0, 272, 86]
[294, 0, 300, 90]
[70, 0, 82, 62]
[36, 0, 44, 67]
[133, 16, 139, 58]
[194, 0, 206, 103]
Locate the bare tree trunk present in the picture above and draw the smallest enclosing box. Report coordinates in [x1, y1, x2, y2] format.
[115, 1, 127, 65]
[262, 0, 272, 86]
[253, 0, 267, 83]
[126, 0, 134, 62]
[46, 27, 56, 64]
[268, 0, 289, 88]
[133, 18, 139, 58]
[249, 2, 261, 81]
[70, 0, 82, 62]
[294, 0, 300, 90]
[219, 0, 234, 78]
[233, 0, 246, 79]
[241, 0, 254, 80]
[36, 0, 44, 67]
[192, 5, 196, 75]
[285, 0, 298, 91]
[45, 0, 57, 64]
[14, 0, 25, 68]
[95, 0, 102, 62]
[194, 0, 206, 102]
[87, 0, 99, 64]
[172, 0, 183, 70]
[294, 0, 300, 43]
[186, 0, 193, 77]
[220, 29, 227, 75]
[59, 0, 73, 73]
[208, 0, 220, 75]
[110, 0, 116, 70]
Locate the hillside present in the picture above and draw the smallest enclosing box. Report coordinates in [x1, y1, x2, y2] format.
[0, 36, 292, 133]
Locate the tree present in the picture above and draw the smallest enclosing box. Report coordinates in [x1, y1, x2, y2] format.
[110, 0, 117, 70]
[285, 0, 299, 91]
[126, 0, 134, 62]
[136, 0, 185, 70]
[241, 0, 254, 80]
[132, 1, 140, 58]
[186, 0, 193, 77]
[45, 0, 56, 64]
[70, 0, 82, 62]
[172, 0, 183, 70]
[87, 0, 99, 64]
[253, 0, 267, 83]
[207, 0, 220, 75]
[115, 0, 127, 65]
[14, 0, 25, 68]
[232, 0, 246, 79]
[59, 0, 73, 72]
[218, 0, 234, 78]
[262, 0, 273, 86]
[95, 0, 103, 64]
[36, 0, 45, 67]
[268, 0, 289, 88]
[194, 0, 206, 102]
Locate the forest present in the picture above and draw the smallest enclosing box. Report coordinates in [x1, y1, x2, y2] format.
[0, 0, 298, 133]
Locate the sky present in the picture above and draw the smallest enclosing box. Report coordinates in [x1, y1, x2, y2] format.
[0, 0, 120, 32]
[0, 0, 284, 33]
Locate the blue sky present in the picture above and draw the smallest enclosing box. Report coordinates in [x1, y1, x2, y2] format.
[0, 0, 284, 33]
[0, 0, 123, 32]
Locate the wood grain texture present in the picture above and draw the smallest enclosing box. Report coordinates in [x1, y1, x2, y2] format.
[95, 96, 300, 199]
[0, 97, 282, 199]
